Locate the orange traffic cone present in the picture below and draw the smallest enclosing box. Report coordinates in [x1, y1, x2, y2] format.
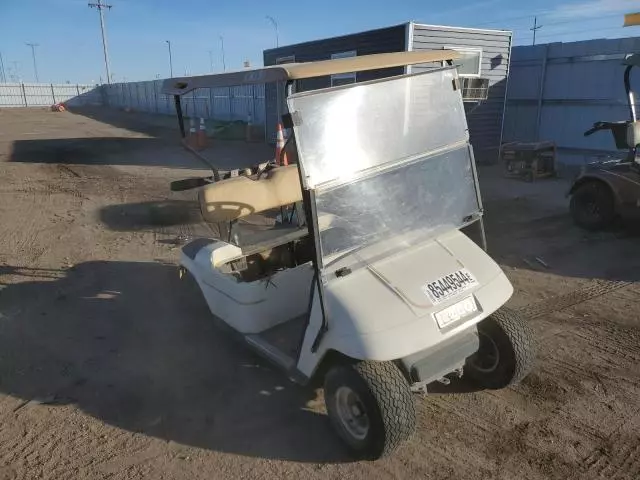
[197, 118, 208, 150]
[275, 123, 288, 166]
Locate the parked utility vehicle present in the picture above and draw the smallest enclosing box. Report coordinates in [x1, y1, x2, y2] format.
[569, 53, 640, 230]
[162, 51, 536, 459]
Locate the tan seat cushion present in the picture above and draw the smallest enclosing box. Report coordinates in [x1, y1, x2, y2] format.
[198, 165, 302, 223]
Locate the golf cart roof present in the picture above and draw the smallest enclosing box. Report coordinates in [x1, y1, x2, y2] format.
[162, 50, 462, 95]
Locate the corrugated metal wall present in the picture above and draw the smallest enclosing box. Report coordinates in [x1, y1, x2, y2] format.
[263, 25, 407, 143]
[0, 83, 102, 107]
[102, 81, 266, 124]
[504, 37, 640, 173]
[411, 24, 512, 164]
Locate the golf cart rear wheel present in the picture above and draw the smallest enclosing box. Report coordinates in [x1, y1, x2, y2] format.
[570, 181, 615, 230]
[324, 361, 415, 460]
[465, 308, 536, 390]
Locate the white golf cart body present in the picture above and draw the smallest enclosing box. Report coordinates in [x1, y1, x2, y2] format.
[163, 51, 513, 388]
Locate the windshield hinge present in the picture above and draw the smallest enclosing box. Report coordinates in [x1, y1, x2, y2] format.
[282, 111, 302, 128]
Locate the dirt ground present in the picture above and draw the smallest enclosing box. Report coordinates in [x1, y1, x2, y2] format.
[1, 108, 639, 480]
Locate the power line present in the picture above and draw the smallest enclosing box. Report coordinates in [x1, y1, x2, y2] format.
[473, 10, 555, 27]
[541, 12, 625, 28]
[88, 0, 112, 84]
[535, 25, 626, 40]
[473, 8, 632, 29]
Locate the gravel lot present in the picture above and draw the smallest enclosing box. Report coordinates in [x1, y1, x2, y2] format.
[1, 107, 639, 480]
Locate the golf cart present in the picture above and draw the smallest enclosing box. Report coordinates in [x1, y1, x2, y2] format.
[162, 51, 536, 459]
[568, 53, 640, 230]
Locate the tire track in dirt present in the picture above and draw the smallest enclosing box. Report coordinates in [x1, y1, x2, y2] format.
[583, 430, 640, 479]
[517, 280, 632, 319]
[423, 395, 495, 434]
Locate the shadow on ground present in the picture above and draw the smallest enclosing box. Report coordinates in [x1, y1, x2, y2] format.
[8, 137, 199, 169]
[0, 261, 351, 463]
[482, 197, 640, 283]
[66, 107, 275, 171]
[99, 200, 203, 231]
[68, 107, 181, 139]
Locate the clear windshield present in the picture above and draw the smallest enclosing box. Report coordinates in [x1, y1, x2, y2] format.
[287, 67, 469, 189]
[316, 145, 480, 271]
[287, 67, 480, 273]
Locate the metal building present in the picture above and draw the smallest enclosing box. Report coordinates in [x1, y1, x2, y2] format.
[263, 22, 512, 163]
[504, 36, 640, 173]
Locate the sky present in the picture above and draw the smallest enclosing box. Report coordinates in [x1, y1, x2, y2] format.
[0, 0, 638, 84]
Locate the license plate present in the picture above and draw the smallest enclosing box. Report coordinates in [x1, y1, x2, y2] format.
[422, 268, 478, 305]
[434, 296, 478, 328]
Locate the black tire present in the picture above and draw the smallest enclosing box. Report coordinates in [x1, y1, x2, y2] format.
[465, 308, 536, 390]
[324, 361, 415, 460]
[570, 181, 615, 231]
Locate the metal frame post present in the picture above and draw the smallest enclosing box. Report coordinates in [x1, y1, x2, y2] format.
[50, 83, 56, 104]
[154, 81, 159, 113]
[534, 45, 548, 141]
[209, 87, 214, 120]
[174, 95, 185, 138]
[252, 84, 257, 127]
[21, 83, 27, 106]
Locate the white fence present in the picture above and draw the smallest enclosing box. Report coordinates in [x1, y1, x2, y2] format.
[0, 83, 103, 107]
[102, 80, 266, 124]
[0, 80, 266, 127]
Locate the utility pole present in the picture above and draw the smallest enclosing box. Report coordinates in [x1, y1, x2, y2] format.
[531, 16, 543, 46]
[0, 51, 6, 83]
[219, 35, 226, 71]
[88, 0, 112, 84]
[266, 15, 279, 47]
[208, 50, 214, 72]
[165, 40, 173, 77]
[25, 43, 39, 82]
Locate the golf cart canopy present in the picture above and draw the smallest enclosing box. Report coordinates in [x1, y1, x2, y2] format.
[161, 50, 462, 95]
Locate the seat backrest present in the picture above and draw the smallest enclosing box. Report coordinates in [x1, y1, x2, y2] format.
[198, 164, 302, 223]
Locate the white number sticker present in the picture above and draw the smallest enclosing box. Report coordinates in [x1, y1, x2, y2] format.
[422, 268, 478, 305]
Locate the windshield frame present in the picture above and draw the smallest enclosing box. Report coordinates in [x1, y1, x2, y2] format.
[286, 67, 481, 275]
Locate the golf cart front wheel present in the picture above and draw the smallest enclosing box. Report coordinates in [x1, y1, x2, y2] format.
[465, 308, 536, 389]
[324, 361, 415, 460]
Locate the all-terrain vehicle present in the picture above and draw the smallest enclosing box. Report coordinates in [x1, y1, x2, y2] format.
[569, 53, 640, 230]
[162, 51, 536, 459]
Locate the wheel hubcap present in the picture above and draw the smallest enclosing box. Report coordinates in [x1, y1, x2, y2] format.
[335, 386, 369, 440]
[469, 331, 500, 373]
